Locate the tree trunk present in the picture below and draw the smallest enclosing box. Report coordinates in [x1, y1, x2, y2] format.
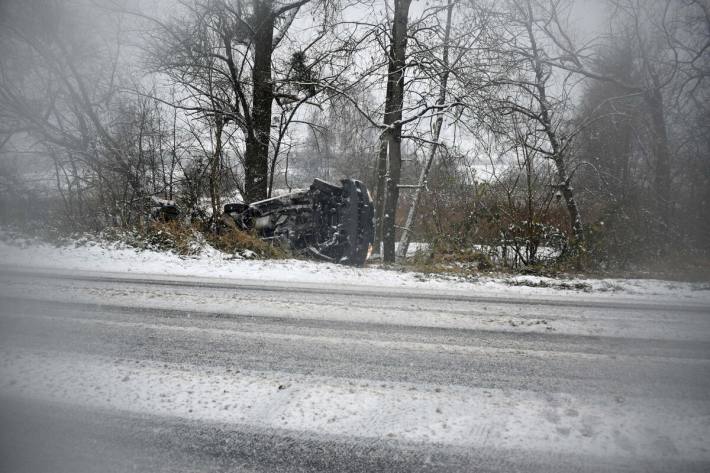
[645, 88, 672, 231]
[383, 133, 402, 262]
[209, 113, 224, 222]
[381, 0, 412, 263]
[244, 0, 274, 203]
[524, 3, 584, 249]
[397, 0, 453, 260]
[525, 146, 536, 265]
[374, 138, 388, 252]
[396, 120, 439, 260]
[554, 156, 584, 246]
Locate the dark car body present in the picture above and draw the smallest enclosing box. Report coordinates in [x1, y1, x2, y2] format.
[222, 179, 374, 266]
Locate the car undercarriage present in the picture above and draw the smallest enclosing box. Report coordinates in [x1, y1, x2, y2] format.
[222, 179, 374, 266]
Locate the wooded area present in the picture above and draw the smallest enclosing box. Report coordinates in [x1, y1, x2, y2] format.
[0, 0, 708, 273]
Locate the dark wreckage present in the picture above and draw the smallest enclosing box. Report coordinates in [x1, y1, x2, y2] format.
[222, 179, 375, 266]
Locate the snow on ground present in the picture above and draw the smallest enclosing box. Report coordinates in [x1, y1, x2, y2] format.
[0, 230, 708, 303]
[2, 347, 707, 461]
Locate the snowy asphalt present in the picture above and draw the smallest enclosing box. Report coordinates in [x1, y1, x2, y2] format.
[0, 268, 709, 472]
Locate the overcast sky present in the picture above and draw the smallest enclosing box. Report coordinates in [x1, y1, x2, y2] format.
[571, 0, 608, 38]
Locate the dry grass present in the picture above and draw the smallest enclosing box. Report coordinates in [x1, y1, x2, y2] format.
[139, 220, 202, 256]
[399, 246, 493, 276]
[206, 229, 288, 259]
[121, 221, 288, 259]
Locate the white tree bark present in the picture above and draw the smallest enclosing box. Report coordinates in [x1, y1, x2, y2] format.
[397, 0, 454, 260]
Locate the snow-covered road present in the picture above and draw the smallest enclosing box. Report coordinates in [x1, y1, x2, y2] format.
[1, 267, 709, 472]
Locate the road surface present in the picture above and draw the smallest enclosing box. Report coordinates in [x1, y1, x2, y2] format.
[1, 267, 709, 472]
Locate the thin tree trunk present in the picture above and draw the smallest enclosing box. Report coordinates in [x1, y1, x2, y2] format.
[554, 156, 584, 246]
[374, 138, 388, 252]
[524, 1, 584, 249]
[210, 113, 224, 222]
[397, 0, 453, 260]
[169, 103, 177, 200]
[383, 132, 402, 262]
[525, 145, 536, 265]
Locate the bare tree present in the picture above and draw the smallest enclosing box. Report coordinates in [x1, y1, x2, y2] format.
[525, 0, 709, 236]
[0, 0, 159, 227]
[468, 0, 586, 252]
[145, 0, 315, 206]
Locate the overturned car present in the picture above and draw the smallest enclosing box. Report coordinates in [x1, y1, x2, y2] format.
[222, 179, 375, 266]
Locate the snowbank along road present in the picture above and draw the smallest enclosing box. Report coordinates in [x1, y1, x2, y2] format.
[0, 267, 709, 472]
